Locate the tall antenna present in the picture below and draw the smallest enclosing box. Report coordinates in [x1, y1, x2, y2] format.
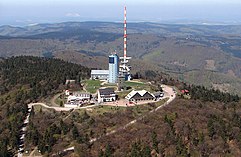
[124, 6, 127, 61]
[119, 5, 131, 81]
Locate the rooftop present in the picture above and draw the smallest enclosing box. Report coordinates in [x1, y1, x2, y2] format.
[91, 70, 109, 75]
[99, 88, 115, 95]
[71, 91, 90, 96]
[153, 91, 164, 97]
[126, 90, 154, 99]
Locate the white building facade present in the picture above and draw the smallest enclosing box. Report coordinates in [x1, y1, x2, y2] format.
[98, 88, 116, 103]
[91, 70, 109, 80]
[109, 54, 119, 83]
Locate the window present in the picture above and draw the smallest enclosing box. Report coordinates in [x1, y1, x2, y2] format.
[109, 57, 114, 64]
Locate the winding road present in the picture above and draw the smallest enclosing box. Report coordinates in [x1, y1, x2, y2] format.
[89, 85, 176, 143]
[17, 85, 176, 157]
[28, 103, 99, 111]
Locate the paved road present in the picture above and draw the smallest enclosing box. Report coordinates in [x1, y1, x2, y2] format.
[89, 85, 176, 143]
[18, 85, 176, 156]
[28, 103, 99, 111]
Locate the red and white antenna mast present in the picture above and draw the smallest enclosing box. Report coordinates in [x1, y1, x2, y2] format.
[124, 6, 127, 61]
[119, 4, 131, 81]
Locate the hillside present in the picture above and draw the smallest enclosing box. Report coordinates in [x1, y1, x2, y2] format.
[0, 22, 241, 95]
[90, 98, 241, 157]
[23, 96, 240, 157]
[0, 56, 90, 156]
[0, 56, 239, 157]
[2, 22, 241, 37]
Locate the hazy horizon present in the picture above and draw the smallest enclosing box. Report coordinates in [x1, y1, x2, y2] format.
[1, 0, 241, 26]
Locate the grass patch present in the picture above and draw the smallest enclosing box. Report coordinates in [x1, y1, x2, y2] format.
[125, 81, 145, 87]
[54, 96, 65, 107]
[101, 83, 117, 87]
[125, 81, 151, 91]
[117, 91, 131, 99]
[84, 80, 102, 93]
[86, 105, 126, 116]
[55, 97, 61, 106]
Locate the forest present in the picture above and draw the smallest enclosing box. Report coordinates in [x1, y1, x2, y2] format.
[22, 97, 241, 157]
[90, 98, 241, 157]
[0, 56, 90, 102]
[0, 56, 90, 156]
[19, 69, 240, 156]
[0, 56, 240, 156]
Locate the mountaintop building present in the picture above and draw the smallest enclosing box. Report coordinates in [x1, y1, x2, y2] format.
[98, 88, 116, 103]
[91, 70, 109, 80]
[125, 90, 155, 102]
[109, 53, 119, 83]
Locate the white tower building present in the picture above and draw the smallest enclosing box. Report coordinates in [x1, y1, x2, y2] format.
[109, 53, 119, 83]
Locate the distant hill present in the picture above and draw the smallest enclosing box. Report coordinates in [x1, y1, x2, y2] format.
[2, 22, 241, 37]
[0, 22, 240, 95]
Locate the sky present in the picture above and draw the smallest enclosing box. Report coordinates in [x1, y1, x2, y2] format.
[1, 0, 241, 26]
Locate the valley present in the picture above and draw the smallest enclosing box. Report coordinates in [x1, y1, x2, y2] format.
[0, 22, 240, 95]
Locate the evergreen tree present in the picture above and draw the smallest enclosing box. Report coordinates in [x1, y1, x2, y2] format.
[105, 143, 114, 157]
[142, 145, 151, 157]
[130, 141, 142, 157]
[72, 125, 79, 140]
[151, 131, 159, 153]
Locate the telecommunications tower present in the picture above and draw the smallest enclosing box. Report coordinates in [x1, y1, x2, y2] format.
[119, 6, 131, 81]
